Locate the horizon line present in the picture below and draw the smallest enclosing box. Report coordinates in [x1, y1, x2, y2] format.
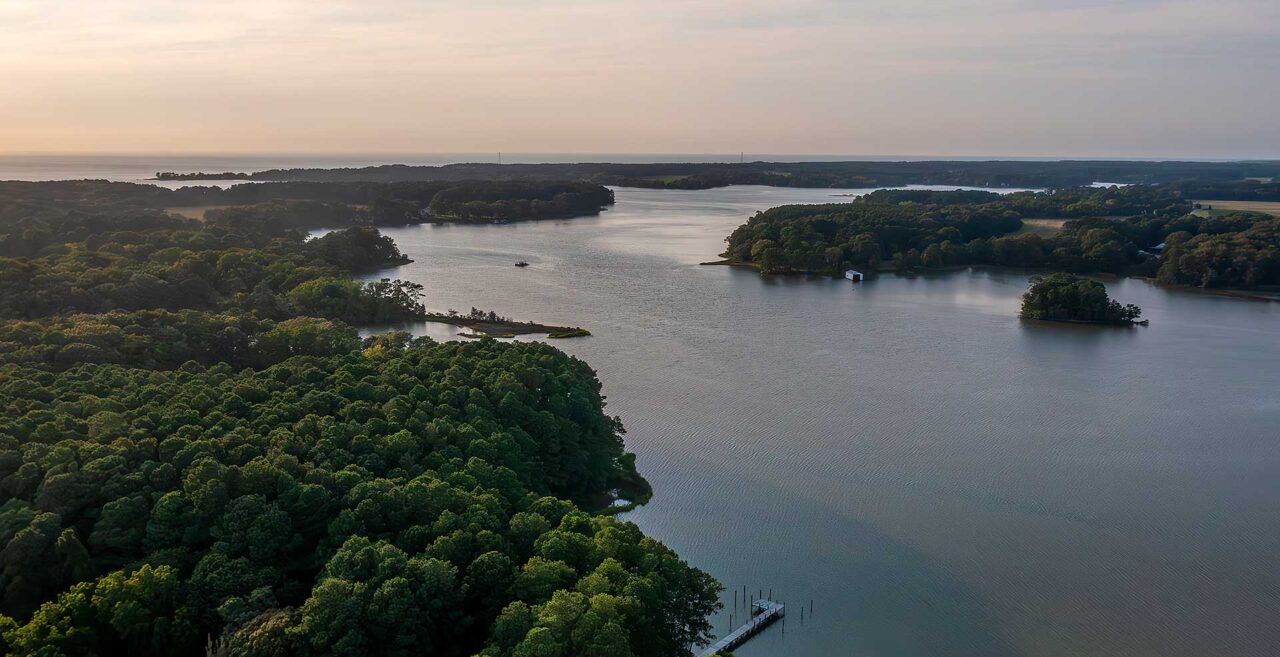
[2, 151, 1279, 163]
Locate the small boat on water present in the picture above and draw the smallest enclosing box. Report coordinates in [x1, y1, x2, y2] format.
[514, 261, 530, 267]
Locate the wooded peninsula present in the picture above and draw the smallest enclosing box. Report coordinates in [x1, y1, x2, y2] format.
[720, 185, 1280, 291]
[2, 179, 614, 234]
[0, 180, 719, 657]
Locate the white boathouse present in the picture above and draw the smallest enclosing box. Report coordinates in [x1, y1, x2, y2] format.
[845, 269, 865, 282]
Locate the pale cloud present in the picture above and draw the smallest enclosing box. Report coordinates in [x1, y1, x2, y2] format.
[0, 0, 1276, 156]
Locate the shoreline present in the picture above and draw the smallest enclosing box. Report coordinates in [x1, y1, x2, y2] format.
[423, 313, 591, 338]
[699, 258, 760, 271]
[1131, 277, 1280, 302]
[701, 260, 1280, 302]
[1021, 317, 1148, 327]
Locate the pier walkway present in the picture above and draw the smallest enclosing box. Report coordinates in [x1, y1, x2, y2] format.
[698, 600, 785, 656]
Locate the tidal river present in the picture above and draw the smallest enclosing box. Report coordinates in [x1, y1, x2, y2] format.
[360, 186, 1280, 657]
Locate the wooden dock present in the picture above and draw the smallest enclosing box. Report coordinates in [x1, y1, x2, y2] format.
[699, 599, 785, 656]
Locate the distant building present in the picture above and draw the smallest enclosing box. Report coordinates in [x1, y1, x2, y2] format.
[845, 269, 864, 282]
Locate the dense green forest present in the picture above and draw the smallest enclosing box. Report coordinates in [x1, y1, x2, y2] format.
[0, 179, 614, 235]
[0, 207, 424, 323]
[423, 182, 615, 223]
[0, 183, 721, 656]
[1020, 274, 1143, 325]
[0, 341, 714, 657]
[0, 311, 361, 371]
[721, 185, 1280, 289]
[1155, 220, 1280, 289]
[157, 161, 1280, 190]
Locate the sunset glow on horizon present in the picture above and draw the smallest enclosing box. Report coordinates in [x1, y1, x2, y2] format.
[2, 0, 1278, 158]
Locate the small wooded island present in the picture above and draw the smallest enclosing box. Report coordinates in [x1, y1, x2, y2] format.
[1020, 274, 1144, 325]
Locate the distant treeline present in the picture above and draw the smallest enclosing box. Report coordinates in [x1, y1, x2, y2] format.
[0, 181, 429, 325]
[0, 179, 614, 233]
[155, 171, 252, 180]
[723, 185, 1280, 289]
[160, 160, 1280, 190]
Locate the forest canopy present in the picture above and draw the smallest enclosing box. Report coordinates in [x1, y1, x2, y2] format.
[0, 341, 719, 657]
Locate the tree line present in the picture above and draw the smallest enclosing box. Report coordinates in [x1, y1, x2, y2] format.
[722, 185, 1279, 289]
[148, 161, 1280, 190]
[0, 179, 615, 258]
[0, 217, 423, 324]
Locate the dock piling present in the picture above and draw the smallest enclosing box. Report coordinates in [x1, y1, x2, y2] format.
[697, 599, 785, 657]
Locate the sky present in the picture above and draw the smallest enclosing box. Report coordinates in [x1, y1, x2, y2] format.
[1, 0, 1278, 158]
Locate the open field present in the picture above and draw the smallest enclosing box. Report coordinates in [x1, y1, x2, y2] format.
[1015, 217, 1068, 236]
[1193, 200, 1280, 217]
[164, 205, 233, 220]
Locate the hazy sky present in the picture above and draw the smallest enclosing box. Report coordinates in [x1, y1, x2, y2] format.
[1, 0, 1277, 158]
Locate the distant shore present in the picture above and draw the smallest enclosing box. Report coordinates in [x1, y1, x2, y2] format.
[146, 159, 1280, 190]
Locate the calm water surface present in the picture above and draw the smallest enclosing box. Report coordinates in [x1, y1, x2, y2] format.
[360, 186, 1279, 657]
